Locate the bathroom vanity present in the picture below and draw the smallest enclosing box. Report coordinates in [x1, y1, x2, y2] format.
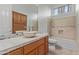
[0, 33, 48, 55]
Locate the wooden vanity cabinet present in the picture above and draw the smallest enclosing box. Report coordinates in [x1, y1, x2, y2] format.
[7, 36, 48, 55]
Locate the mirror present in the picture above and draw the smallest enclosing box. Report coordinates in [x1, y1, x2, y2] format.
[12, 4, 38, 32]
[0, 4, 38, 38]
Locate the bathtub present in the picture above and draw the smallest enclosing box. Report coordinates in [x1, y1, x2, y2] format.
[49, 37, 79, 50]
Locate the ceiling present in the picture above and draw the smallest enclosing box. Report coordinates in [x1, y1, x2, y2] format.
[22, 4, 65, 11]
[14, 4, 65, 14]
[24, 4, 65, 7]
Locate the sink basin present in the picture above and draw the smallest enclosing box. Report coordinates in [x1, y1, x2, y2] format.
[23, 31, 37, 38]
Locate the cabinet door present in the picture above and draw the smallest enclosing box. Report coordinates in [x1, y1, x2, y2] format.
[17, 14, 20, 24]
[13, 12, 18, 24]
[7, 48, 23, 55]
[23, 15, 27, 25]
[27, 49, 37, 55]
[12, 11, 27, 33]
[19, 15, 23, 24]
[37, 44, 45, 55]
[20, 15, 26, 24]
[20, 15, 24, 24]
[44, 37, 48, 55]
[37, 37, 48, 55]
[23, 41, 38, 55]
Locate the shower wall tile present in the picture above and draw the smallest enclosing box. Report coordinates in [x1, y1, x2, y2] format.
[51, 16, 76, 39]
[52, 16, 76, 27]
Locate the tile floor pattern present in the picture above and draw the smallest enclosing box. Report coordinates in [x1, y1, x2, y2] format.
[49, 45, 79, 55]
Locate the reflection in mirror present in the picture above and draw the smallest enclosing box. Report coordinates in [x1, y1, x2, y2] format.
[12, 4, 38, 32]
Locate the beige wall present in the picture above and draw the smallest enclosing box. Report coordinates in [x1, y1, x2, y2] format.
[51, 16, 76, 39]
[38, 6, 51, 34]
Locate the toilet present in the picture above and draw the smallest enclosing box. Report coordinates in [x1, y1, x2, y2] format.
[49, 38, 57, 45]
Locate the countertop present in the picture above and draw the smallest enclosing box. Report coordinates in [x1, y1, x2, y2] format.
[0, 33, 48, 55]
